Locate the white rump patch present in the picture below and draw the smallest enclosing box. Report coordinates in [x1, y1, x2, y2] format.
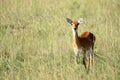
[87, 48, 93, 59]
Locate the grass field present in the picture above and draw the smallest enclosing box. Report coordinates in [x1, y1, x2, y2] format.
[0, 0, 120, 80]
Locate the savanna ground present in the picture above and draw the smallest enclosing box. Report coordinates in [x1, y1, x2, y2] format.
[0, 0, 120, 80]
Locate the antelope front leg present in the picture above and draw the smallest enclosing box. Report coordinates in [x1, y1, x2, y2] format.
[83, 51, 87, 69]
[74, 48, 79, 64]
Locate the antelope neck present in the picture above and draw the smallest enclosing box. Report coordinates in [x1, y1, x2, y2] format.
[72, 29, 80, 46]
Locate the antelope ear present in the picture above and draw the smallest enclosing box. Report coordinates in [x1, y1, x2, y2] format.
[78, 18, 83, 24]
[66, 18, 73, 25]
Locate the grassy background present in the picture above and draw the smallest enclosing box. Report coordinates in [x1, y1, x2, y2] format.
[0, 0, 120, 80]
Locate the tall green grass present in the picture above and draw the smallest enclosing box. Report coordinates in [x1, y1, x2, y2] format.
[0, 0, 120, 80]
